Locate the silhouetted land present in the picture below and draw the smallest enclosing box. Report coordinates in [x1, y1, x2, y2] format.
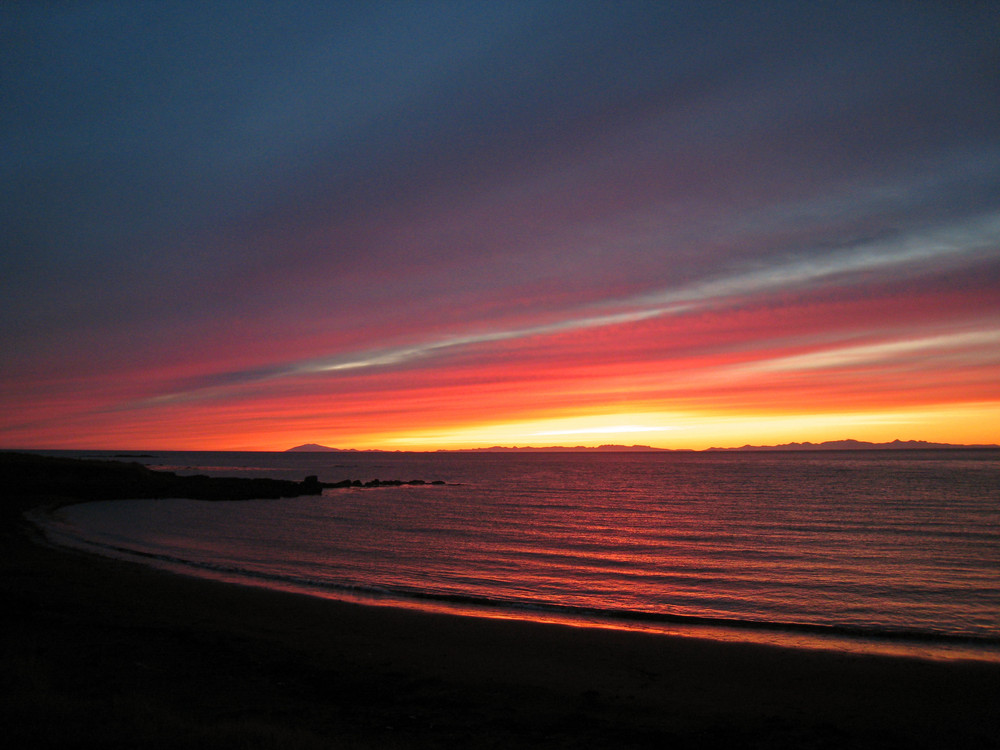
[705, 438, 1000, 451]
[1, 451, 324, 506]
[0, 452, 443, 508]
[288, 439, 998, 453]
[2, 452, 998, 748]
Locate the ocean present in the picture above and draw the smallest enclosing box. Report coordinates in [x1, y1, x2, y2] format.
[31, 449, 1000, 661]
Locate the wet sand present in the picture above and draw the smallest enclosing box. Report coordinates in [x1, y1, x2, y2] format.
[3, 460, 999, 748]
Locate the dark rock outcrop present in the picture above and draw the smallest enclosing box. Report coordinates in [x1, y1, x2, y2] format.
[0, 454, 449, 515]
[0, 452, 323, 505]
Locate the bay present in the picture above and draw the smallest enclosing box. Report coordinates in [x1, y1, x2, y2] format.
[34, 449, 1000, 660]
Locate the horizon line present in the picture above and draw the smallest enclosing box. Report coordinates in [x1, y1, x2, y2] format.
[6, 438, 999, 454]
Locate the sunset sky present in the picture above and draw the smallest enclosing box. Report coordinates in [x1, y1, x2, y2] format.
[2, 1, 999, 451]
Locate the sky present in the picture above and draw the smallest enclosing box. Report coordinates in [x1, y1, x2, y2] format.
[2, 1, 999, 451]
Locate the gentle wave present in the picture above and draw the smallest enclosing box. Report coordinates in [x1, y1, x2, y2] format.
[32, 509, 1000, 663]
[27, 450, 1000, 661]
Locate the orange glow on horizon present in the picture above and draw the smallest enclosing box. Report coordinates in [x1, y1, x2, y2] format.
[2, 273, 997, 452]
[11, 398, 994, 453]
[332, 402, 1000, 452]
[5, 7, 1000, 456]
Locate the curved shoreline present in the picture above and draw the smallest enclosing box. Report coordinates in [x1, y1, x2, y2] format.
[18, 450, 1000, 665]
[4, 452, 1000, 747]
[29, 500, 1000, 665]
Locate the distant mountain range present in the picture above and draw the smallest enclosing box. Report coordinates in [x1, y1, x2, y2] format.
[285, 443, 672, 453]
[704, 439, 998, 451]
[287, 439, 997, 453]
[286, 443, 361, 452]
[448, 444, 679, 452]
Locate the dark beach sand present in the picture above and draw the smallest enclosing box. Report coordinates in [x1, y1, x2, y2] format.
[3, 457, 999, 748]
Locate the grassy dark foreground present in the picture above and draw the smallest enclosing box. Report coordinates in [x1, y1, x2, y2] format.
[2, 453, 999, 748]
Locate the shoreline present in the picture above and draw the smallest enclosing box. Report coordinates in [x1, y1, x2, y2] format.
[29, 501, 1000, 666]
[4, 454, 1000, 747]
[8, 506, 1000, 748]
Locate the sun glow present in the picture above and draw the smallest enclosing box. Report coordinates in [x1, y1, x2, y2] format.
[380, 415, 676, 448]
[531, 424, 672, 436]
[374, 402, 1000, 451]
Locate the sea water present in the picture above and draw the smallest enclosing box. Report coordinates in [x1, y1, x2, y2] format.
[33, 450, 1000, 660]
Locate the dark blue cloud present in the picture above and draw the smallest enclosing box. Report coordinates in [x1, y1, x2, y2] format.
[2, 1, 998, 378]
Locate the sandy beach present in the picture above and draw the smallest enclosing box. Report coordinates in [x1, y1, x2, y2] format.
[3, 456, 999, 748]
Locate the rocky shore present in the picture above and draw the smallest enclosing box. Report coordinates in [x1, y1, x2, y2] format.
[0, 452, 444, 507]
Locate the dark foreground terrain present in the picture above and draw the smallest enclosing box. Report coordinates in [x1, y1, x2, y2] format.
[2, 452, 998, 748]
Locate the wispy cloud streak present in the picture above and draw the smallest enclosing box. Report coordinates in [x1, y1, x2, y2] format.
[3, 2, 999, 449]
[136, 211, 1000, 407]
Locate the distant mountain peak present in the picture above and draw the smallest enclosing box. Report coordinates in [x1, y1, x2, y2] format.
[285, 443, 342, 452]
